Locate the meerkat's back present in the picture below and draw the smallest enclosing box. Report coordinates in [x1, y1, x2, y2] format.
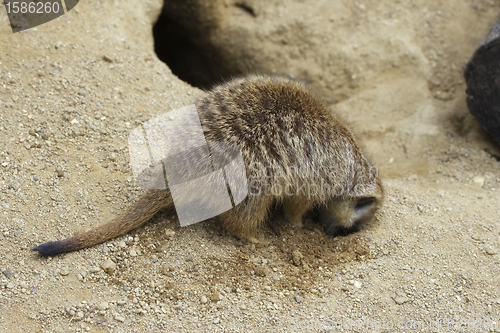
[197, 76, 382, 242]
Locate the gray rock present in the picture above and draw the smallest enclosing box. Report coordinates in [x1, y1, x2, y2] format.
[465, 17, 500, 145]
[2, 269, 14, 279]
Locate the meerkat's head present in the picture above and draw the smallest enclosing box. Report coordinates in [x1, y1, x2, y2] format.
[318, 180, 383, 236]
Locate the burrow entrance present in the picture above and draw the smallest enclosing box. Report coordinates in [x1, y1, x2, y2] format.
[152, 12, 238, 90]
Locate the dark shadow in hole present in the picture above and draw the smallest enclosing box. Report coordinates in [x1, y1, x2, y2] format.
[152, 13, 237, 90]
[485, 148, 500, 161]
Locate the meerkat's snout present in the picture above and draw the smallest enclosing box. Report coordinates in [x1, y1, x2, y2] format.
[318, 196, 380, 236]
[354, 197, 377, 216]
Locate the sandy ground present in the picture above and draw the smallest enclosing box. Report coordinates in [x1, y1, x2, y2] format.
[1, 0, 500, 332]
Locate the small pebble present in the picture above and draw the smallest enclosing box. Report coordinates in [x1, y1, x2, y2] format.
[59, 268, 69, 276]
[485, 246, 498, 255]
[254, 266, 268, 277]
[473, 176, 485, 187]
[129, 249, 137, 257]
[56, 169, 64, 177]
[393, 296, 409, 304]
[13, 230, 22, 237]
[292, 250, 303, 266]
[101, 259, 116, 274]
[90, 267, 101, 273]
[118, 241, 127, 248]
[471, 234, 483, 241]
[165, 229, 175, 238]
[393, 293, 409, 305]
[2, 269, 14, 279]
[210, 293, 220, 302]
[200, 296, 208, 304]
[74, 311, 84, 320]
[97, 301, 109, 311]
[96, 318, 107, 325]
[295, 296, 301, 303]
[114, 315, 125, 322]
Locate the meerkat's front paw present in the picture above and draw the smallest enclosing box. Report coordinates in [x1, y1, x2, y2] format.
[225, 226, 260, 244]
[246, 236, 260, 244]
[286, 216, 304, 228]
[283, 200, 308, 228]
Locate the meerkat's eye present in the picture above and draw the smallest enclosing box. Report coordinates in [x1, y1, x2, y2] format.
[354, 197, 376, 212]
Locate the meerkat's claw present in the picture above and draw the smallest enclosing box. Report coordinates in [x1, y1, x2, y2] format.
[288, 218, 304, 228]
[246, 236, 260, 244]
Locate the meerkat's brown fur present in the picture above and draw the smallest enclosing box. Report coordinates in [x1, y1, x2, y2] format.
[33, 75, 382, 256]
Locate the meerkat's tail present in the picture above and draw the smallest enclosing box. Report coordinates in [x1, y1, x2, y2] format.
[32, 190, 173, 256]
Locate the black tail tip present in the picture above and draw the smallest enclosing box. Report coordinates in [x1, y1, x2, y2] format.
[32, 240, 70, 256]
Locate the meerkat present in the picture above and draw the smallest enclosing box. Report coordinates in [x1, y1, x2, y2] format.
[33, 75, 383, 256]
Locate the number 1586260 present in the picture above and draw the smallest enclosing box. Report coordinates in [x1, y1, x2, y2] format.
[5, 2, 61, 14]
